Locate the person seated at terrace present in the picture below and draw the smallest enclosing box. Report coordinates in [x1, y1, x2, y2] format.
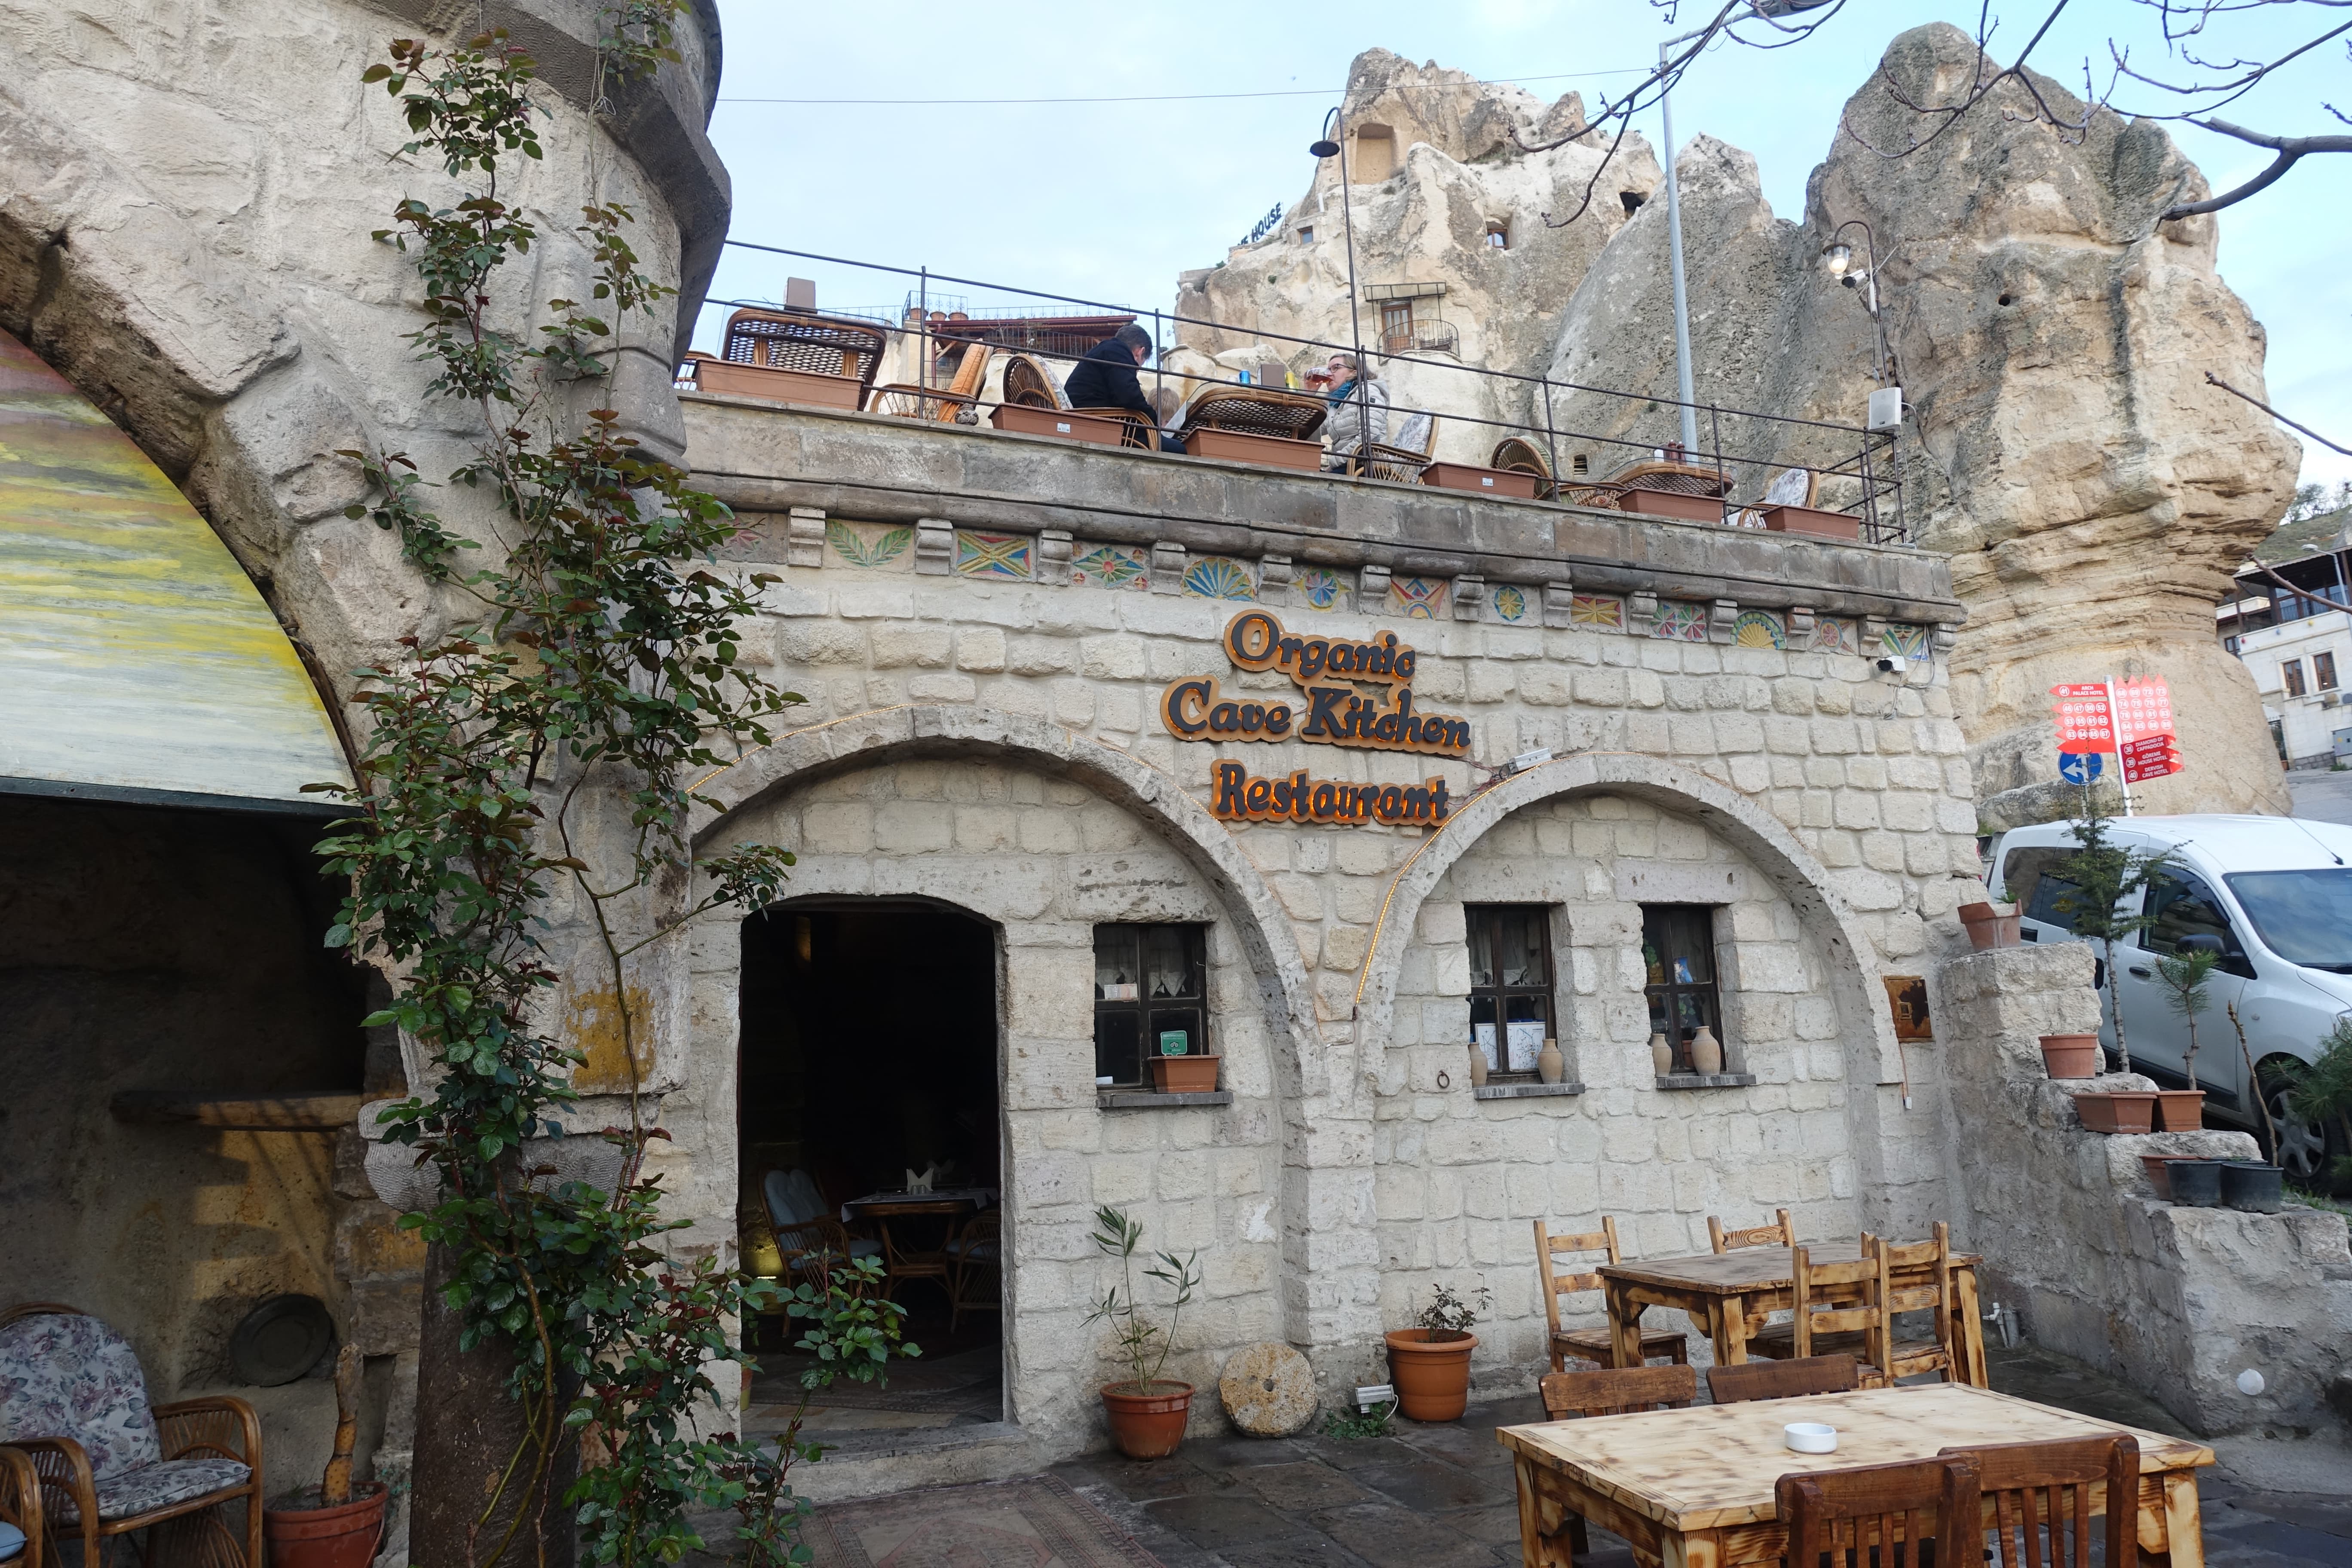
[1065, 324, 1185, 453]
[1308, 352, 1388, 472]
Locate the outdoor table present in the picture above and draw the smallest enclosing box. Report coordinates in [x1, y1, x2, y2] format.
[839, 1188, 988, 1303]
[1599, 1243, 1988, 1383]
[1498, 1382, 2213, 1568]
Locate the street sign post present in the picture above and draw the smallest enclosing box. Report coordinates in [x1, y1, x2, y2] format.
[2050, 676, 2180, 814]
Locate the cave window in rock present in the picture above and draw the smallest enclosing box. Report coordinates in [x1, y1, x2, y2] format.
[1620, 190, 1646, 215]
[1467, 904, 1554, 1078]
[1350, 123, 1397, 183]
[1483, 220, 1509, 250]
[1298, 226, 1314, 245]
[1571, 453, 1591, 477]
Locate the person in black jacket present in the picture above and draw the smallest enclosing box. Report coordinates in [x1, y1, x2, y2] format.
[1063, 324, 1184, 453]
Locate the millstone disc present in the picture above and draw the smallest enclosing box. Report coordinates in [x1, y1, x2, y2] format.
[1218, 1341, 1317, 1437]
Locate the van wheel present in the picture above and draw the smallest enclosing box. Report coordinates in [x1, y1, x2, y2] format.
[2256, 1060, 2348, 1192]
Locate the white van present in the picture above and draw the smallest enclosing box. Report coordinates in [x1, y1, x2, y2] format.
[1984, 814, 2352, 1187]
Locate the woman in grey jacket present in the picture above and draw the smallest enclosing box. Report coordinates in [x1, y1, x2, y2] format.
[1311, 352, 1389, 471]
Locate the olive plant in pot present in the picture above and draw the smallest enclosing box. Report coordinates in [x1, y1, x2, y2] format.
[264, 1346, 388, 1568]
[1086, 1206, 1204, 1459]
[2150, 944, 2220, 1130]
[1384, 1282, 1490, 1422]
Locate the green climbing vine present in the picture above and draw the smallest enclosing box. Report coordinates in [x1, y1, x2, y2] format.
[319, 11, 909, 1564]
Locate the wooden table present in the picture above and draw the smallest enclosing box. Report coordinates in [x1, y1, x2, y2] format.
[1600, 1243, 1988, 1384]
[839, 1189, 987, 1303]
[1499, 1383, 2213, 1568]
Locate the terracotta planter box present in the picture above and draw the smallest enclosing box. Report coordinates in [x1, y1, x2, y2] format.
[1148, 1054, 1221, 1093]
[2138, 1153, 2174, 1200]
[690, 359, 864, 410]
[1188, 427, 1325, 472]
[1960, 904, 2022, 950]
[1422, 462, 1539, 500]
[2153, 1089, 2206, 1131]
[1617, 486, 1726, 524]
[989, 403, 1128, 446]
[1384, 1329, 1476, 1422]
[1761, 503, 1862, 540]
[2073, 1090, 2157, 1134]
[265, 1482, 389, 1568]
[2039, 1034, 2102, 1080]
[1100, 1381, 1193, 1460]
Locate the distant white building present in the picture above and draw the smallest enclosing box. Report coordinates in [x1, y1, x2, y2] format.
[2233, 608, 2352, 767]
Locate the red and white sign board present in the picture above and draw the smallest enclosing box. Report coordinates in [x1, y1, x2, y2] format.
[2120, 733, 2184, 785]
[2050, 684, 2115, 753]
[2110, 678, 2175, 745]
[2050, 677, 2182, 786]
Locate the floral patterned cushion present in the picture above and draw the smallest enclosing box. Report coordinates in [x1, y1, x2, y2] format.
[0, 1313, 161, 1480]
[57, 1457, 250, 1524]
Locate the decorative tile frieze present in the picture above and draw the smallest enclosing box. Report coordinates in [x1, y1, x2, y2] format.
[1295, 565, 1348, 612]
[825, 518, 915, 571]
[954, 529, 1032, 580]
[1071, 542, 1148, 591]
[1490, 583, 1531, 624]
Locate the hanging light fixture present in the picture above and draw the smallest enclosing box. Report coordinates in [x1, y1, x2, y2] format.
[1822, 242, 1853, 278]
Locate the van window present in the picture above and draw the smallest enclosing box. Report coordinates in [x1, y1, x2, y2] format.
[1998, 845, 2071, 911]
[2024, 870, 2103, 934]
[2141, 870, 2256, 978]
[2225, 868, 2352, 972]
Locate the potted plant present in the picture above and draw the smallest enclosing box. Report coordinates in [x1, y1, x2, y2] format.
[2073, 1090, 2159, 1133]
[1086, 1205, 1204, 1460]
[1148, 1048, 1222, 1094]
[2039, 1033, 2101, 1079]
[1958, 901, 2021, 951]
[1384, 1282, 1489, 1423]
[263, 1345, 389, 1568]
[2044, 789, 2174, 1071]
[2150, 945, 2219, 1129]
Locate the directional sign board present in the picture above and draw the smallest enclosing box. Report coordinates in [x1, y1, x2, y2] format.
[2058, 750, 2106, 785]
[2051, 684, 2116, 753]
[2051, 676, 2183, 796]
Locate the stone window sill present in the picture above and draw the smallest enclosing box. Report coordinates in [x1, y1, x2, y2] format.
[1474, 1081, 1585, 1101]
[1656, 1072, 1758, 1090]
[1096, 1089, 1232, 1109]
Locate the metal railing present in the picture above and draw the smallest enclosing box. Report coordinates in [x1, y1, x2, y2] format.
[708, 241, 1909, 545]
[1379, 322, 1459, 358]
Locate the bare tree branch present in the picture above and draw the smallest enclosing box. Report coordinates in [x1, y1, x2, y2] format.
[2205, 369, 2352, 454]
[2163, 119, 2352, 213]
[1838, 1, 2095, 160]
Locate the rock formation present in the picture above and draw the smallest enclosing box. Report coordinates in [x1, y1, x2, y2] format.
[1183, 32, 2303, 822]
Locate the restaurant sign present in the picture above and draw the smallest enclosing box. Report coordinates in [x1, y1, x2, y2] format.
[1163, 611, 1466, 827]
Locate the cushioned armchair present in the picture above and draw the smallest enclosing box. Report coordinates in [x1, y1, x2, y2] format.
[1, 1444, 42, 1566]
[0, 1304, 262, 1568]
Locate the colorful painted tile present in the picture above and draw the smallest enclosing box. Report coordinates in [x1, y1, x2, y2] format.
[1182, 556, 1257, 601]
[1388, 575, 1447, 619]
[1813, 616, 1860, 655]
[1883, 624, 1932, 659]
[1491, 584, 1530, 624]
[1652, 601, 1711, 642]
[1733, 609, 1785, 650]
[953, 530, 1032, 580]
[1569, 594, 1623, 630]
[1295, 566, 1348, 611]
[824, 519, 913, 571]
[1071, 542, 1148, 591]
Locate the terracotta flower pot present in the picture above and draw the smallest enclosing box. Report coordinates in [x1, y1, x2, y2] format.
[2153, 1089, 2206, 1132]
[1385, 1329, 1476, 1422]
[2038, 1034, 2102, 1080]
[1101, 1381, 1193, 1459]
[2138, 1153, 2174, 1200]
[264, 1483, 388, 1568]
[1959, 903, 2021, 951]
[1148, 1054, 1221, 1093]
[2073, 1090, 2157, 1134]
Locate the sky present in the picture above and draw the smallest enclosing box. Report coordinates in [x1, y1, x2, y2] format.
[698, 0, 2351, 490]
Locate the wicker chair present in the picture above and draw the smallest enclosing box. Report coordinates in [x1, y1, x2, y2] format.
[1182, 386, 1328, 442]
[945, 1209, 1002, 1335]
[870, 343, 993, 423]
[1000, 353, 1066, 410]
[0, 1445, 42, 1568]
[1605, 456, 1730, 497]
[1348, 410, 1439, 482]
[1489, 437, 1559, 500]
[0, 1304, 263, 1568]
[762, 1170, 881, 1296]
[716, 307, 886, 395]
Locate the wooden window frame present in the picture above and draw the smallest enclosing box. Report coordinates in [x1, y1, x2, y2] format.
[1092, 923, 1208, 1089]
[1641, 904, 1725, 1074]
[2318, 651, 2338, 691]
[1465, 903, 1556, 1081]
[2284, 658, 2306, 697]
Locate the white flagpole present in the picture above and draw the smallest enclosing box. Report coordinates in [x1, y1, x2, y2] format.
[2107, 677, 2134, 816]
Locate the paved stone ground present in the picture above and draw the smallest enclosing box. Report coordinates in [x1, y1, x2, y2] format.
[2286, 769, 2352, 827]
[1042, 1344, 2352, 1568]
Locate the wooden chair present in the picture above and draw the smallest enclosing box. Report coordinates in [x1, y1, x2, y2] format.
[1777, 1455, 1982, 1568]
[1490, 436, 1559, 499]
[1747, 1245, 1890, 1381]
[0, 1445, 42, 1568]
[1935, 1435, 2136, 1568]
[1538, 1363, 1696, 1421]
[762, 1169, 880, 1297]
[1706, 1353, 1859, 1405]
[1001, 352, 1065, 410]
[945, 1209, 1002, 1335]
[870, 343, 993, 422]
[1874, 1225, 1957, 1384]
[1349, 410, 1439, 482]
[1068, 407, 1162, 450]
[1533, 1218, 1690, 1372]
[0, 1304, 263, 1568]
[1709, 1209, 1795, 1253]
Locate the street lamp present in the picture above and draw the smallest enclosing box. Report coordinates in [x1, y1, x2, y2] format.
[1310, 106, 1371, 459]
[1657, 0, 1840, 453]
[1819, 217, 1889, 384]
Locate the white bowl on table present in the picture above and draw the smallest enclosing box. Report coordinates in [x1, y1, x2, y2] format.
[1783, 1422, 1838, 1454]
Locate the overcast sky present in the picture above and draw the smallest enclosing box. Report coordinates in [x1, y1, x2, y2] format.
[698, 0, 2350, 491]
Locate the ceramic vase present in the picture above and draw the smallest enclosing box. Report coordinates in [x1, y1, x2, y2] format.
[1648, 1032, 1673, 1075]
[1467, 1041, 1489, 1088]
[1690, 1026, 1724, 1076]
[1537, 1038, 1565, 1084]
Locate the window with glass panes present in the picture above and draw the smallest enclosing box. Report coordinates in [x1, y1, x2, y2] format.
[1641, 905, 1723, 1073]
[1092, 924, 1207, 1087]
[2318, 651, 2339, 691]
[1465, 905, 1554, 1077]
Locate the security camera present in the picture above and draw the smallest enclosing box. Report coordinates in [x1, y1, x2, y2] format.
[1876, 655, 1908, 675]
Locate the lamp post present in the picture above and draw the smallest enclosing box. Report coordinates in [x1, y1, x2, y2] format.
[1311, 107, 1371, 455]
[1656, 0, 1839, 455]
[1820, 218, 1890, 384]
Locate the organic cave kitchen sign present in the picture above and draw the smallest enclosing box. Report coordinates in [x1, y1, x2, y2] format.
[1161, 610, 1464, 829]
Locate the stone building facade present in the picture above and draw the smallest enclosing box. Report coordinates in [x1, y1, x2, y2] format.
[669, 394, 1983, 1484]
